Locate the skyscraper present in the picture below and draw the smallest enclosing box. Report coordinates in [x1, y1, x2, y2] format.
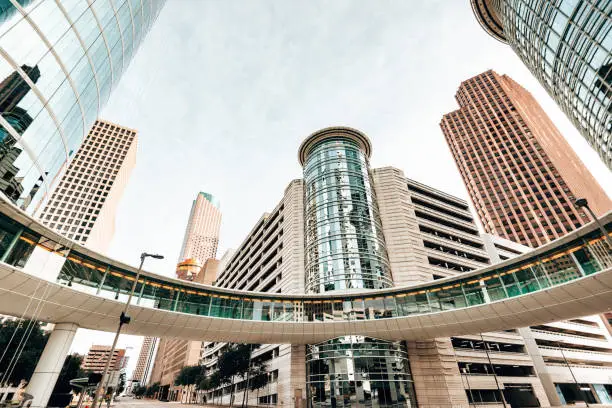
[470, 0, 612, 169]
[179, 128, 612, 407]
[178, 192, 222, 263]
[0, 65, 40, 112]
[37, 119, 137, 252]
[0, 65, 38, 205]
[299, 127, 417, 408]
[82, 345, 127, 374]
[440, 70, 611, 247]
[0, 0, 165, 212]
[202, 180, 306, 407]
[132, 337, 158, 386]
[149, 191, 222, 399]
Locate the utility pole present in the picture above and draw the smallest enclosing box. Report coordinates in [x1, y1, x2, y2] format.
[92, 252, 164, 408]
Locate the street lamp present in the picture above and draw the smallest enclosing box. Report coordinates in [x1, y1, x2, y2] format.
[92, 252, 164, 408]
[557, 340, 590, 407]
[574, 198, 612, 249]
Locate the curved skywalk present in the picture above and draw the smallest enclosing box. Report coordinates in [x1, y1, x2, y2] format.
[0, 201, 610, 344]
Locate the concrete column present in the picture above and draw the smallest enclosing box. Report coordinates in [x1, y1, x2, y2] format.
[26, 322, 78, 408]
[518, 327, 559, 407]
[407, 338, 469, 408]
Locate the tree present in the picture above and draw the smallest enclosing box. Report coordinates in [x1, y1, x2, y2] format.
[146, 382, 160, 398]
[217, 344, 252, 407]
[117, 371, 127, 395]
[241, 345, 266, 408]
[0, 320, 48, 386]
[132, 384, 146, 398]
[246, 365, 269, 407]
[47, 356, 87, 408]
[51, 354, 86, 394]
[198, 371, 221, 405]
[174, 365, 203, 387]
[175, 365, 204, 404]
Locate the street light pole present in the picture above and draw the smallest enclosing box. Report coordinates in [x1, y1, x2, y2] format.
[575, 198, 612, 249]
[557, 340, 590, 407]
[92, 252, 163, 408]
[480, 334, 508, 408]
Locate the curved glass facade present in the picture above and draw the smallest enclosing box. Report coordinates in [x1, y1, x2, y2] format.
[307, 337, 416, 408]
[303, 134, 392, 293]
[300, 128, 416, 408]
[476, 0, 612, 169]
[0, 0, 165, 211]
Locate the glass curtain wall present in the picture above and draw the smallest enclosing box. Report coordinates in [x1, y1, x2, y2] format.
[0, 0, 165, 211]
[300, 128, 417, 408]
[488, 0, 612, 168]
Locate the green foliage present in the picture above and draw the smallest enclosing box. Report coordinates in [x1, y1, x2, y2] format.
[174, 365, 204, 386]
[217, 344, 252, 384]
[145, 382, 160, 397]
[132, 384, 146, 397]
[198, 371, 221, 391]
[0, 319, 48, 385]
[117, 371, 127, 394]
[51, 354, 86, 394]
[248, 365, 268, 392]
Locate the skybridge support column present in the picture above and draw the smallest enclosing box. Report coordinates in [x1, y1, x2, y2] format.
[26, 323, 78, 408]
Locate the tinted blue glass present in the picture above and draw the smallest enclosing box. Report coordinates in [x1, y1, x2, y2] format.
[495, 0, 612, 168]
[0, 0, 166, 211]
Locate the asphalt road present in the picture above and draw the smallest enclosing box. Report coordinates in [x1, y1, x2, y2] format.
[111, 398, 173, 407]
[112, 399, 212, 408]
[112, 398, 172, 408]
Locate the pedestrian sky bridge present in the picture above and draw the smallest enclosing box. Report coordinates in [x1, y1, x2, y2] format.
[0, 201, 611, 344]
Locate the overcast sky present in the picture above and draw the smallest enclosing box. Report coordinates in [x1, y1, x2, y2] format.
[69, 0, 612, 375]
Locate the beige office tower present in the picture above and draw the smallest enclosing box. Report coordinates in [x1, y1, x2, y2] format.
[200, 179, 306, 407]
[372, 168, 547, 407]
[178, 192, 222, 263]
[150, 192, 222, 400]
[374, 168, 612, 407]
[37, 119, 137, 252]
[132, 337, 158, 386]
[440, 70, 611, 248]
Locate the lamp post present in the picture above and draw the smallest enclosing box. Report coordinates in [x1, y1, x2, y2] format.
[479, 334, 508, 408]
[557, 340, 590, 407]
[92, 252, 164, 408]
[574, 198, 612, 249]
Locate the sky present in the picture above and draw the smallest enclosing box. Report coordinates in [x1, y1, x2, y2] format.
[68, 0, 612, 376]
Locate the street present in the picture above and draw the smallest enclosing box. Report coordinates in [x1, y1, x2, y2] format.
[111, 398, 172, 407]
[112, 398, 213, 408]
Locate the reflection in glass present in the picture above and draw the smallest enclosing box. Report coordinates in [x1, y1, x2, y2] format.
[301, 129, 417, 408]
[0, 0, 165, 212]
[481, 0, 612, 167]
[0, 65, 38, 205]
[307, 337, 417, 408]
[0, 0, 33, 26]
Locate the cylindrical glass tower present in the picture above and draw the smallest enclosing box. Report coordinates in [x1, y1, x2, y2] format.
[0, 0, 165, 211]
[471, 0, 612, 170]
[299, 127, 416, 408]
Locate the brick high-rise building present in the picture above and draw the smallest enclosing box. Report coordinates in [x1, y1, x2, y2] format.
[37, 119, 137, 252]
[470, 0, 612, 169]
[178, 192, 221, 263]
[440, 70, 611, 247]
[82, 345, 126, 374]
